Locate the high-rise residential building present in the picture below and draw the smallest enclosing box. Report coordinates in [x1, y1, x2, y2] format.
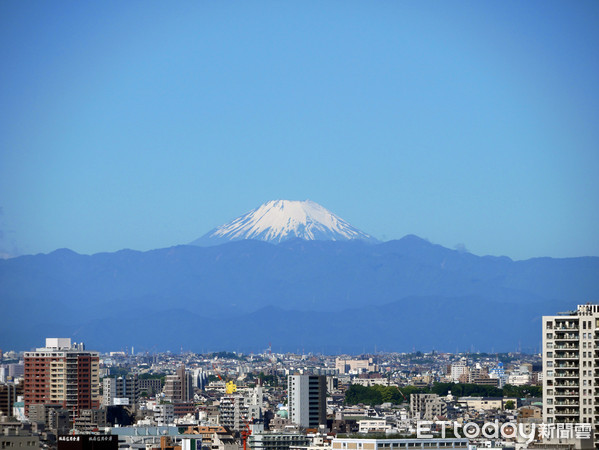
[542, 304, 599, 443]
[449, 360, 468, 383]
[23, 338, 99, 420]
[163, 364, 193, 403]
[219, 394, 248, 431]
[102, 374, 139, 406]
[287, 374, 326, 428]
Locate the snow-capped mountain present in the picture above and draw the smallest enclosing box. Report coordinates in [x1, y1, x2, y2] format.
[191, 200, 378, 246]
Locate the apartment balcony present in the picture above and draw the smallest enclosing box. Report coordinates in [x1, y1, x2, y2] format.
[555, 363, 578, 368]
[554, 333, 580, 340]
[551, 417, 578, 424]
[554, 400, 579, 406]
[554, 381, 580, 387]
[555, 408, 580, 417]
[555, 352, 579, 359]
[554, 392, 579, 398]
[554, 409, 579, 415]
[554, 325, 579, 330]
[554, 344, 579, 350]
[555, 371, 579, 378]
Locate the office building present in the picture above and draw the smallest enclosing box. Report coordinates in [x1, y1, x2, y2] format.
[287, 375, 326, 428]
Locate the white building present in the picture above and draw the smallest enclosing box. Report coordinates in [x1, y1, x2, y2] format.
[543, 304, 599, 443]
[450, 360, 468, 383]
[358, 419, 393, 433]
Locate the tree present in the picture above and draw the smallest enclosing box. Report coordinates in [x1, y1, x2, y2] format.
[504, 400, 515, 410]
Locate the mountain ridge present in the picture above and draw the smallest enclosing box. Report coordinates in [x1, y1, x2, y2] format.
[1, 237, 598, 351]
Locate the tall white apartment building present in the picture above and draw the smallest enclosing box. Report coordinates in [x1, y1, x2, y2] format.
[450, 360, 468, 382]
[543, 304, 599, 443]
[288, 375, 326, 428]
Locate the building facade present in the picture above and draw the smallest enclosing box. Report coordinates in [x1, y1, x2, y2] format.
[410, 393, 447, 420]
[0, 382, 22, 417]
[543, 304, 599, 444]
[23, 338, 99, 420]
[219, 394, 248, 431]
[163, 365, 193, 403]
[331, 438, 468, 450]
[102, 374, 139, 407]
[287, 375, 326, 429]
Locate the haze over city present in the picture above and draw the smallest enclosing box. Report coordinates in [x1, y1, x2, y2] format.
[1, 1, 598, 260]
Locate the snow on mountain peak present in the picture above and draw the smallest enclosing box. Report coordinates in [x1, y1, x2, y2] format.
[191, 200, 377, 246]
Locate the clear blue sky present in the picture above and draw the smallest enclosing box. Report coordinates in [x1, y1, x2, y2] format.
[1, 1, 598, 260]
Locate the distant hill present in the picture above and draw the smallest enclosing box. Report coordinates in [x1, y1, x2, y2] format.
[1, 236, 597, 352]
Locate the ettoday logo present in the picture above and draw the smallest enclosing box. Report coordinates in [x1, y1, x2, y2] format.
[417, 421, 592, 444]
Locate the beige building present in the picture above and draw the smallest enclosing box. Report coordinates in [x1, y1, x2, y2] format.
[543, 304, 599, 443]
[357, 419, 393, 433]
[457, 396, 516, 411]
[335, 358, 377, 374]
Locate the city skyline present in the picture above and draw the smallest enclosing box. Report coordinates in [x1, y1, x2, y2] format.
[1, 1, 598, 260]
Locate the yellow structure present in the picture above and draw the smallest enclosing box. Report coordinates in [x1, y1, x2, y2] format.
[225, 381, 237, 394]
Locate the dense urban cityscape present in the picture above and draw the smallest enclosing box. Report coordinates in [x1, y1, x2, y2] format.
[0, 304, 597, 450]
[2, 1, 598, 450]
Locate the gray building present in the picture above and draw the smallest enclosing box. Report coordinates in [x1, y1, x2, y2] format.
[28, 403, 70, 434]
[102, 374, 139, 407]
[249, 433, 309, 450]
[287, 375, 326, 429]
[410, 393, 447, 420]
